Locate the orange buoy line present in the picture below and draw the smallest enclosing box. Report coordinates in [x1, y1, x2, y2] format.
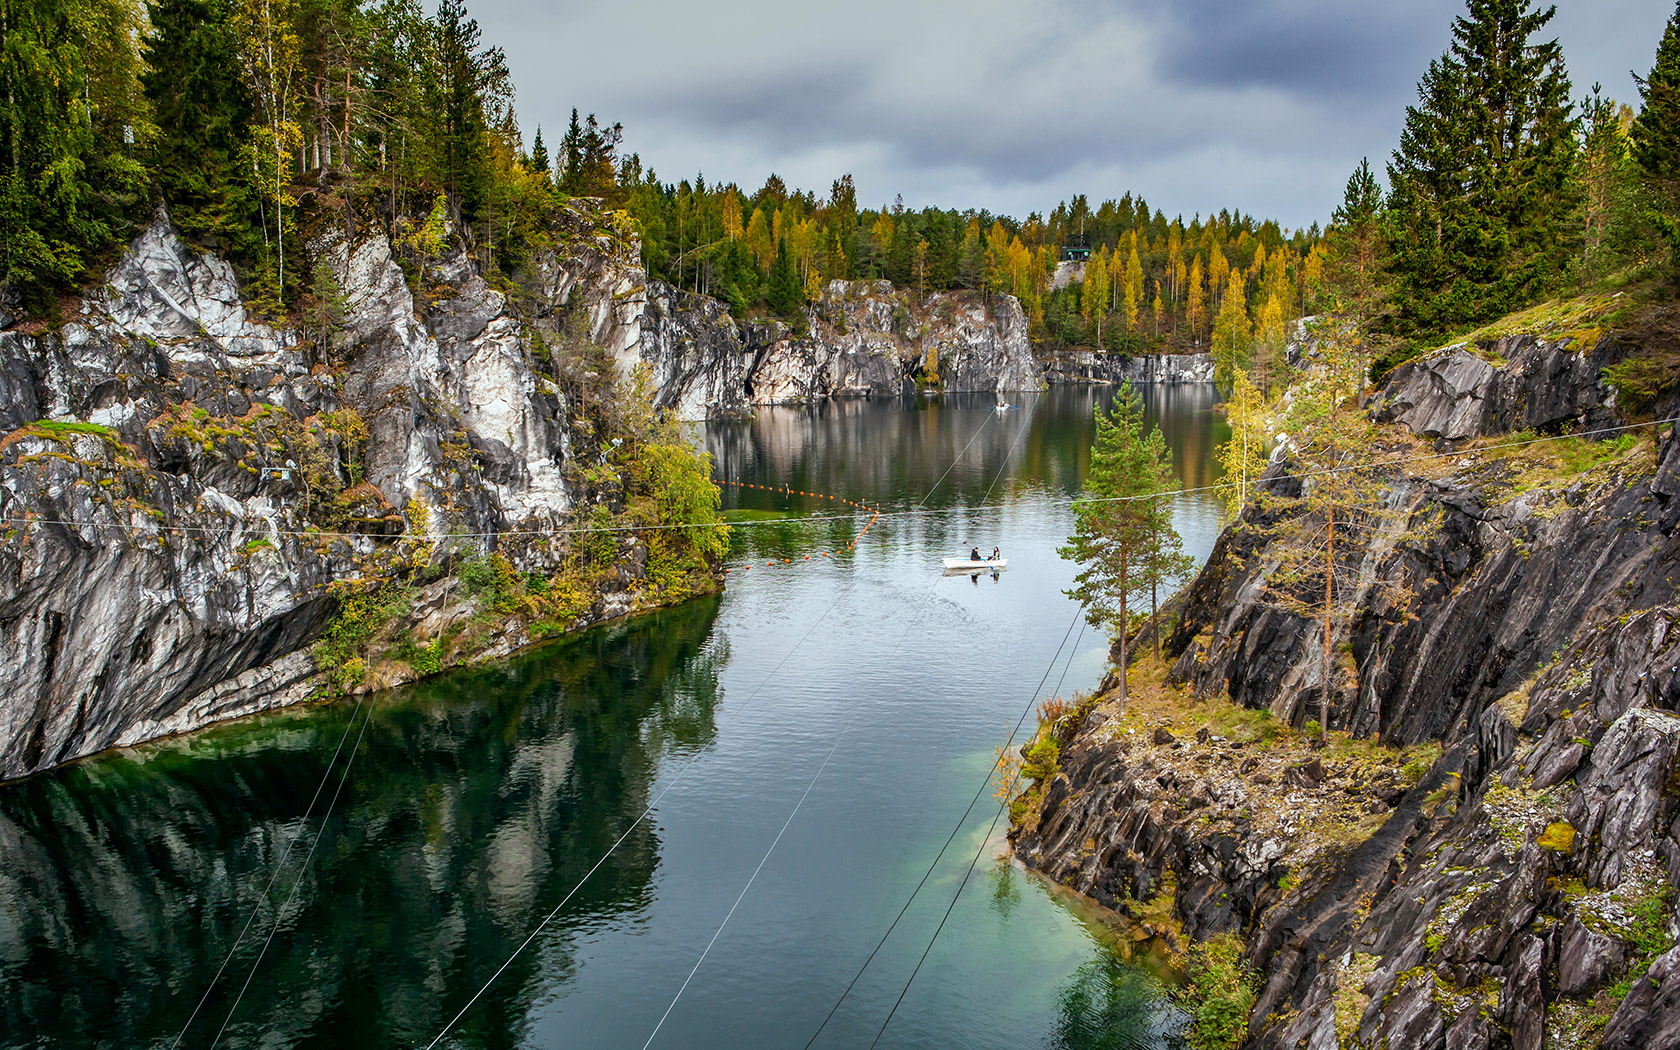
[717, 479, 880, 573]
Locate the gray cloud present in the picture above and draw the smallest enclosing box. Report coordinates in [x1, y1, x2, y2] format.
[469, 0, 1675, 229]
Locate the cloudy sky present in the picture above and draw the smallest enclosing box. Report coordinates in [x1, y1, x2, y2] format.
[471, 0, 1675, 231]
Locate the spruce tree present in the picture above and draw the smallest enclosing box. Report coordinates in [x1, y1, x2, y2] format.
[1, 0, 148, 304]
[1633, 1, 1680, 270]
[142, 0, 261, 256]
[765, 240, 802, 318]
[1060, 382, 1186, 708]
[530, 126, 549, 175]
[1323, 159, 1390, 337]
[559, 108, 584, 195]
[1387, 0, 1577, 335]
[1634, 2, 1680, 185]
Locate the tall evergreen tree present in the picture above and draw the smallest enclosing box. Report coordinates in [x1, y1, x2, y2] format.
[1322, 158, 1390, 337]
[765, 239, 801, 319]
[1633, 1, 1680, 270]
[558, 107, 584, 195]
[1060, 382, 1184, 709]
[142, 0, 261, 256]
[529, 125, 548, 175]
[1, 0, 149, 305]
[1387, 0, 1577, 335]
[427, 0, 507, 226]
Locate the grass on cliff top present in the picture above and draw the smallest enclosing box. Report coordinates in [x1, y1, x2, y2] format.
[1101, 653, 1440, 782]
[1455, 291, 1625, 354]
[1454, 428, 1653, 497]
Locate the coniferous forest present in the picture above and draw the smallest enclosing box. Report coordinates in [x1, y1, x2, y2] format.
[2, 0, 1679, 380]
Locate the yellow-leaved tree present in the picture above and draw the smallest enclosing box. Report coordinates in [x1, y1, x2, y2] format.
[1211, 271, 1251, 385]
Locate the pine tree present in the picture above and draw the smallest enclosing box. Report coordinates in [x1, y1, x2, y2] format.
[1387, 0, 1578, 334]
[143, 0, 261, 257]
[1252, 330, 1425, 732]
[1060, 383, 1187, 707]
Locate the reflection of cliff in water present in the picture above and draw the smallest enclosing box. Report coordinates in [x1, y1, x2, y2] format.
[706, 386, 1228, 508]
[0, 596, 724, 1050]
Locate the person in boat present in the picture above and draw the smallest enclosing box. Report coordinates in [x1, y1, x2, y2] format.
[970, 546, 982, 562]
[991, 546, 1000, 561]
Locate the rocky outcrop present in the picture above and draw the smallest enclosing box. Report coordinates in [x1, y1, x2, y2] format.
[1042, 350, 1215, 385]
[519, 208, 1042, 417]
[1370, 334, 1627, 443]
[0, 204, 681, 781]
[1012, 329, 1680, 1048]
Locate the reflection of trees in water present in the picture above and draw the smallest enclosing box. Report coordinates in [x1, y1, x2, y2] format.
[1045, 954, 1177, 1050]
[0, 596, 724, 1050]
[707, 387, 1228, 511]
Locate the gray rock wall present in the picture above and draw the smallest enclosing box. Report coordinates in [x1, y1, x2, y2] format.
[0, 206, 659, 780]
[1369, 334, 1626, 442]
[1041, 349, 1215, 385]
[1014, 334, 1680, 1048]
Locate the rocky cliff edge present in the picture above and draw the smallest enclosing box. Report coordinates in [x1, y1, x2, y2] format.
[1012, 327, 1680, 1049]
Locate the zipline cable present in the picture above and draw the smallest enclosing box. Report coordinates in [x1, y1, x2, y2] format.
[420, 407, 1004, 1050]
[867, 616, 1088, 1049]
[801, 597, 1084, 1050]
[166, 689, 372, 1050]
[208, 691, 377, 1048]
[636, 399, 1036, 1045]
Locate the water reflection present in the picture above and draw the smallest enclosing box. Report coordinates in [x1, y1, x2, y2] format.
[708, 387, 1228, 509]
[0, 596, 724, 1050]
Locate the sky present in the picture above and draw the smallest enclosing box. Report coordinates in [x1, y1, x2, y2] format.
[470, 0, 1676, 232]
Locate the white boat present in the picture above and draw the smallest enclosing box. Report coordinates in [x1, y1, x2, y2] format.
[942, 557, 1008, 570]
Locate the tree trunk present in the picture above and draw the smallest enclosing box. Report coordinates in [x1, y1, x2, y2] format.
[1150, 517, 1160, 661]
[1322, 503, 1334, 732]
[1117, 546, 1129, 711]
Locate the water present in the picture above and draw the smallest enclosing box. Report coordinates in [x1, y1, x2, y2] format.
[0, 385, 1228, 1050]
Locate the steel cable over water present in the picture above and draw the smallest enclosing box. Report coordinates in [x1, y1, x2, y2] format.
[867, 616, 1089, 1049]
[636, 400, 1042, 1047]
[211, 692, 377, 1048]
[418, 407, 1003, 1049]
[799, 601, 1085, 1050]
[165, 689, 373, 1050]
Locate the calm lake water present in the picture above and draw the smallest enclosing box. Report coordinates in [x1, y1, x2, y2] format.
[0, 385, 1228, 1050]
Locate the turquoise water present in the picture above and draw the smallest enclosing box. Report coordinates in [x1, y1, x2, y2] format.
[0, 385, 1227, 1049]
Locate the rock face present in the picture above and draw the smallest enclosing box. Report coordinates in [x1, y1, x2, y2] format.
[0, 204, 677, 781]
[1370, 334, 1626, 442]
[1042, 349, 1215, 385]
[519, 210, 1044, 418]
[633, 278, 1045, 414]
[1013, 330, 1680, 1048]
